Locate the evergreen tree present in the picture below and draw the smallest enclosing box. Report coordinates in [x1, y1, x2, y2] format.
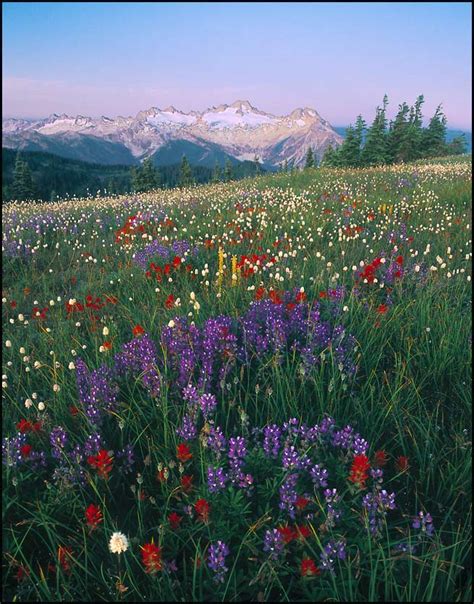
[446, 134, 467, 155]
[12, 152, 36, 200]
[361, 95, 389, 166]
[338, 124, 362, 167]
[283, 159, 288, 173]
[224, 158, 233, 182]
[387, 102, 411, 163]
[131, 158, 160, 192]
[304, 147, 315, 168]
[211, 161, 222, 183]
[179, 155, 194, 187]
[253, 154, 260, 174]
[422, 104, 447, 157]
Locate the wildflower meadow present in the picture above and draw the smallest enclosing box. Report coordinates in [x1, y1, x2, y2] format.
[2, 156, 472, 602]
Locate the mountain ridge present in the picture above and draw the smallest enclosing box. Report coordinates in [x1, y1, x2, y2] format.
[2, 100, 343, 168]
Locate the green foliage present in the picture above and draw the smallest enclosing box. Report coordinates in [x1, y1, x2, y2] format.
[304, 146, 315, 168]
[179, 154, 195, 187]
[131, 157, 161, 192]
[11, 152, 37, 201]
[224, 158, 234, 181]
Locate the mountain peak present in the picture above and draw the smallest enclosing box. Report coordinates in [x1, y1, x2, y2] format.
[230, 100, 257, 113]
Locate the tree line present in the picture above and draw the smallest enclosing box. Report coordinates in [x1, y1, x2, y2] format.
[316, 95, 467, 168]
[3, 151, 264, 202]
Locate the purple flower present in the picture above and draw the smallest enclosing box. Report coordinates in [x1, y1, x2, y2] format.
[320, 539, 346, 574]
[310, 464, 329, 488]
[263, 424, 282, 458]
[207, 541, 230, 583]
[199, 393, 217, 418]
[207, 466, 228, 493]
[412, 511, 435, 537]
[50, 426, 68, 459]
[263, 529, 285, 560]
[279, 473, 299, 519]
[176, 414, 197, 441]
[206, 425, 227, 458]
[362, 490, 396, 536]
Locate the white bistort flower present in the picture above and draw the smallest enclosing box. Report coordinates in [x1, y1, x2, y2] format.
[109, 531, 129, 554]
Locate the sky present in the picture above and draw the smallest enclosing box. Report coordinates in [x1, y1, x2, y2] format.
[2, 2, 472, 129]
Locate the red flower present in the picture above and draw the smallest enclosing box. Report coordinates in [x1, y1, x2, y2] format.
[15, 565, 30, 582]
[70, 406, 80, 416]
[165, 294, 175, 309]
[377, 304, 388, 315]
[301, 558, 320, 577]
[181, 475, 193, 493]
[132, 324, 145, 337]
[176, 443, 192, 462]
[58, 546, 73, 573]
[295, 496, 310, 511]
[295, 291, 307, 303]
[172, 256, 182, 268]
[156, 468, 167, 483]
[85, 504, 103, 530]
[194, 498, 210, 522]
[278, 525, 297, 544]
[10, 300, 17, 309]
[168, 512, 182, 530]
[16, 419, 33, 433]
[374, 450, 388, 467]
[395, 456, 409, 473]
[87, 449, 113, 480]
[319, 291, 327, 299]
[396, 255, 404, 265]
[255, 286, 266, 300]
[20, 444, 33, 458]
[102, 341, 112, 350]
[141, 541, 162, 574]
[349, 454, 370, 489]
[296, 525, 311, 540]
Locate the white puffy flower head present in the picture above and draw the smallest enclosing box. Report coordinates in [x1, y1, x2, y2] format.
[109, 532, 129, 554]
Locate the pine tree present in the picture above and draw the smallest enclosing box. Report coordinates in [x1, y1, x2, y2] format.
[338, 123, 362, 167]
[179, 155, 194, 187]
[361, 95, 389, 166]
[304, 147, 315, 169]
[12, 152, 36, 200]
[422, 104, 447, 157]
[446, 134, 467, 155]
[224, 158, 233, 182]
[131, 158, 160, 192]
[387, 102, 411, 163]
[283, 159, 288, 173]
[211, 161, 222, 183]
[253, 154, 260, 174]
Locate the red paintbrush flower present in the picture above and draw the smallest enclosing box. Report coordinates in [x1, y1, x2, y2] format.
[16, 419, 33, 433]
[194, 498, 210, 522]
[87, 449, 113, 480]
[349, 454, 370, 489]
[58, 546, 73, 573]
[165, 294, 175, 309]
[374, 450, 389, 467]
[295, 496, 310, 511]
[301, 558, 320, 577]
[395, 456, 409, 473]
[85, 504, 103, 530]
[141, 541, 162, 574]
[132, 324, 145, 337]
[176, 443, 192, 463]
[377, 304, 389, 315]
[181, 475, 193, 493]
[20, 444, 32, 458]
[296, 524, 311, 540]
[278, 525, 297, 544]
[168, 512, 182, 530]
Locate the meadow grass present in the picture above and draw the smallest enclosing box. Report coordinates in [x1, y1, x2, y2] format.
[2, 156, 472, 601]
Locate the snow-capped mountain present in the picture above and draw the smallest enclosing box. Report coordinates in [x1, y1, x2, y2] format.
[2, 100, 343, 167]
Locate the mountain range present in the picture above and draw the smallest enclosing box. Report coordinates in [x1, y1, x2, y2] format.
[2, 100, 343, 168]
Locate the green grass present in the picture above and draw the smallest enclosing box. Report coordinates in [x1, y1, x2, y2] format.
[2, 157, 472, 601]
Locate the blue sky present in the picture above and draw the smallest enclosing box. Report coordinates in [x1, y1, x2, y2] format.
[2, 2, 472, 128]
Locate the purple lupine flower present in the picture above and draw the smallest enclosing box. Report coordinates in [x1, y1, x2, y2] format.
[52, 463, 86, 487]
[319, 539, 347, 574]
[412, 511, 435, 537]
[352, 437, 369, 455]
[199, 393, 217, 418]
[116, 444, 135, 474]
[323, 488, 342, 527]
[83, 432, 104, 457]
[332, 425, 354, 449]
[263, 424, 282, 458]
[206, 425, 227, 458]
[2, 433, 28, 467]
[281, 445, 300, 470]
[263, 529, 285, 560]
[362, 490, 396, 536]
[207, 541, 230, 583]
[50, 426, 68, 459]
[310, 464, 329, 488]
[207, 466, 228, 493]
[279, 473, 299, 519]
[176, 414, 197, 441]
[183, 384, 199, 408]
